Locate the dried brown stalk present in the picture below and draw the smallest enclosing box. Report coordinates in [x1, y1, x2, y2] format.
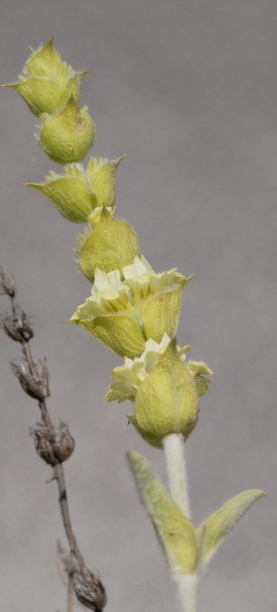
[0, 268, 107, 612]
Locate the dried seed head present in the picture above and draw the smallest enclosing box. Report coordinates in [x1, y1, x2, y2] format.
[11, 358, 49, 400]
[30, 421, 75, 466]
[0, 312, 33, 342]
[52, 420, 75, 462]
[73, 569, 107, 611]
[31, 425, 56, 465]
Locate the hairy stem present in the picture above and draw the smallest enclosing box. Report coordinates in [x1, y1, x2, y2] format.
[163, 433, 190, 518]
[176, 577, 198, 612]
[164, 433, 197, 612]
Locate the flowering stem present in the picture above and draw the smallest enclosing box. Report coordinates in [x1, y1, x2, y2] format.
[176, 577, 198, 612]
[163, 433, 197, 612]
[163, 433, 190, 518]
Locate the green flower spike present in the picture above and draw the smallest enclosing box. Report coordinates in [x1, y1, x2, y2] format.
[78, 210, 142, 282]
[36, 97, 95, 164]
[3, 39, 87, 117]
[24, 156, 124, 224]
[107, 336, 200, 447]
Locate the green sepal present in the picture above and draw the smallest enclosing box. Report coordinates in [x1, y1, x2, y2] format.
[3, 39, 86, 117]
[86, 155, 126, 209]
[197, 489, 266, 566]
[25, 169, 93, 223]
[127, 451, 198, 575]
[69, 312, 146, 359]
[127, 414, 164, 448]
[79, 211, 142, 282]
[37, 97, 95, 164]
[24, 156, 124, 224]
[26, 38, 64, 76]
[142, 275, 191, 341]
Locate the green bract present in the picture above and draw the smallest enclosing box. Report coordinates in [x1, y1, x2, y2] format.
[37, 97, 95, 164]
[127, 339, 199, 447]
[70, 257, 190, 359]
[106, 333, 212, 404]
[69, 267, 146, 358]
[3, 39, 86, 117]
[78, 212, 142, 282]
[24, 156, 124, 223]
[85, 155, 126, 209]
[123, 257, 192, 341]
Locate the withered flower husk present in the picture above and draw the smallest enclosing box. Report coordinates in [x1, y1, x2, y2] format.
[11, 358, 49, 400]
[30, 421, 75, 466]
[0, 312, 33, 342]
[73, 569, 107, 611]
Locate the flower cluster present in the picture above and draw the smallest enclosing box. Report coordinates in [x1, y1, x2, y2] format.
[5, 38, 212, 448]
[70, 256, 191, 357]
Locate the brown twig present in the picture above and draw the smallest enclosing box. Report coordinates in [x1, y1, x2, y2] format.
[0, 268, 107, 611]
[66, 573, 74, 612]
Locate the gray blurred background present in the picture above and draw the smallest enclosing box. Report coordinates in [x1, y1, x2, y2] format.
[0, 1, 276, 611]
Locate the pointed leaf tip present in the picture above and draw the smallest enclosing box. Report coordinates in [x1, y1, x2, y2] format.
[197, 489, 266, 566]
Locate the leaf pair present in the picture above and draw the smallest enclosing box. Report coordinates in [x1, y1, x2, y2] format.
[127, 451, 265, 578]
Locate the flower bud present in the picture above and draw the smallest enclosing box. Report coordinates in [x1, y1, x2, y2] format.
[86, 155, 126, 208]
[24, 155, 124, 224]
[37, 97, 95, 164]
[3, 39, 86, 117]
[106, 337, 199, 447]
[25, 38, 65, 77]
[78, 210, 141, 282]
[129, 340, 199, 447]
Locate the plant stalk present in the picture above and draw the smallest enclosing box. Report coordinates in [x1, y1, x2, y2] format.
[163, 433, 190, 518]
[164, 433, 197, 612]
